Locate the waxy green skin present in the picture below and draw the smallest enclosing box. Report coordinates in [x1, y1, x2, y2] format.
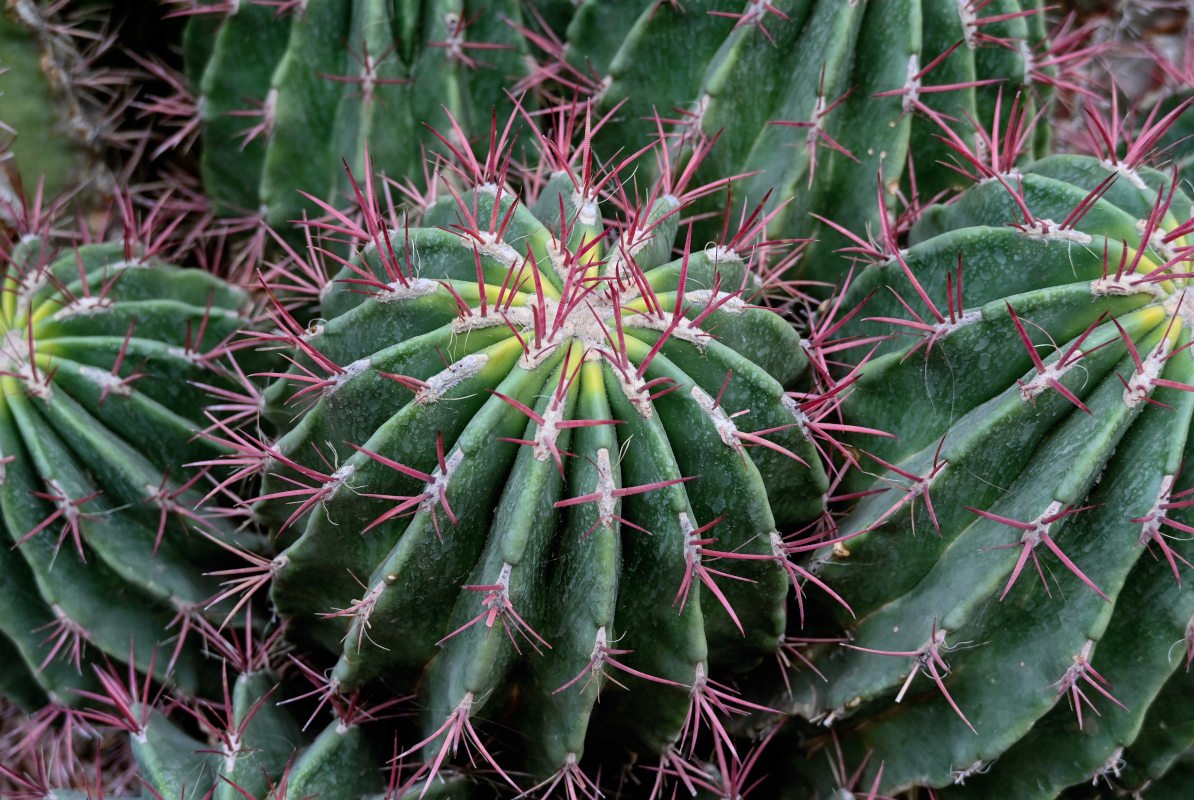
[784, 155, 1194, 797]
[184, 0, 1049, 279]
[125, 668, 453, 800]
[0, 237, 264, 710]
[184, 0, 527, 226]
[258, 176, 827, 784]
[565, 0, 1050, 283]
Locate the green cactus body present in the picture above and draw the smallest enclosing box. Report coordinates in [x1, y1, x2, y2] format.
[256, 145, 828, 787]
[185, 0, 528, 226]
[0, 12, 90, 201]
[125, 666, 395, 800]
[789, 154, 1194, 796]
[179, 0, 1054, 278]
[0, 235, 264, 710]
[560, 0, 1051, 284]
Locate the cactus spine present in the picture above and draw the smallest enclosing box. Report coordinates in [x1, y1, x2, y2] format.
[0, 224, 265, 714]
[248, 119, 830, 791]
[787, 150, 1194, 797]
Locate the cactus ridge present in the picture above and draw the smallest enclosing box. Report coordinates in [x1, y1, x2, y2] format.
[181, 0, 529, 228]
[552, 0, 1056, 279]
[246, 119, 831, 790]
[789, 153, 1194, 796]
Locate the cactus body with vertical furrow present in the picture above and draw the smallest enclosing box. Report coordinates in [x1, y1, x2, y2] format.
[183, 0, 528, 226]
[255, 139, 828, 788]
[787, 154, 1194, 797]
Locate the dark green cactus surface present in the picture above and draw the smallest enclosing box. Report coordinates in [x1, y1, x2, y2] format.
[787, 154, 1194, 796]
[558, 0, 1052, 282]
[182, 0, 528, 227]
[128, 668, 396, 800]
[0, 234, 263, 712]
[180, 0, 1054, 287]
[0, 11, 89, 200]
[253, 134, 829, 788]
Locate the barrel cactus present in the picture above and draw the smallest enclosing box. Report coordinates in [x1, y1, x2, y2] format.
[176, 0, 529, 227]
[784, 139, 1194, 796]
[241, 117, 831, 793]
[0, 217, 266, 721]
[167, 0, 1072, 289]
[544, 0, 1063, 282]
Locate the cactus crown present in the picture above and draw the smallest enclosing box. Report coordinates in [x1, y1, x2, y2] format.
[231, 110, 837, 793]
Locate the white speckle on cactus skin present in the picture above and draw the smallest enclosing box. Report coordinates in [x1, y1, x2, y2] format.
[956, 0, 977, 48]
[900, 54, 920, 115]
[420, 447, 463, 517]
[1122, 336, 1171, 407]
[1090, 275, 1166, 300]
[325, 357, 371, 397]
[684, 290, 746, 315]
[532, 390, 568, 464]
[702, 245, 743, 265]
[416, 353, 489, 405]
[54, 295, 114, 319]
[1100, 159, 1149, 191]
[463, 229, 523, 271]
[374, 277, 438, 303]
[1014, 219, 1094, 244]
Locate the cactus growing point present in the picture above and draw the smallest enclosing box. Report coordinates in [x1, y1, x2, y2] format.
[240, 110, 838, 793]
[0, 194, 268, 730]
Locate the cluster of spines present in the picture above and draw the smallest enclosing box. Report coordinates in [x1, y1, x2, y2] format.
[172, 109, 890, 798]
[515, 0, 1077, 283]
[0, 194, 274, 786]
[776, 102, 1194, 797]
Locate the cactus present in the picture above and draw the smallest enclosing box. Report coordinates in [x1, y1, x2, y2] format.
[125, 695, 469, 800]
[114, 633, 397, 800]
[0, 10, 89, 202]
[780, 139, 1194, 796]
[237, 115, 833, 793]
[531, 0, 1062, 284]
[176, 0, 529, 228]
[0, 212, 267, 719]
[168, 0, 1072, 286]
[0, 621, 473, 800]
